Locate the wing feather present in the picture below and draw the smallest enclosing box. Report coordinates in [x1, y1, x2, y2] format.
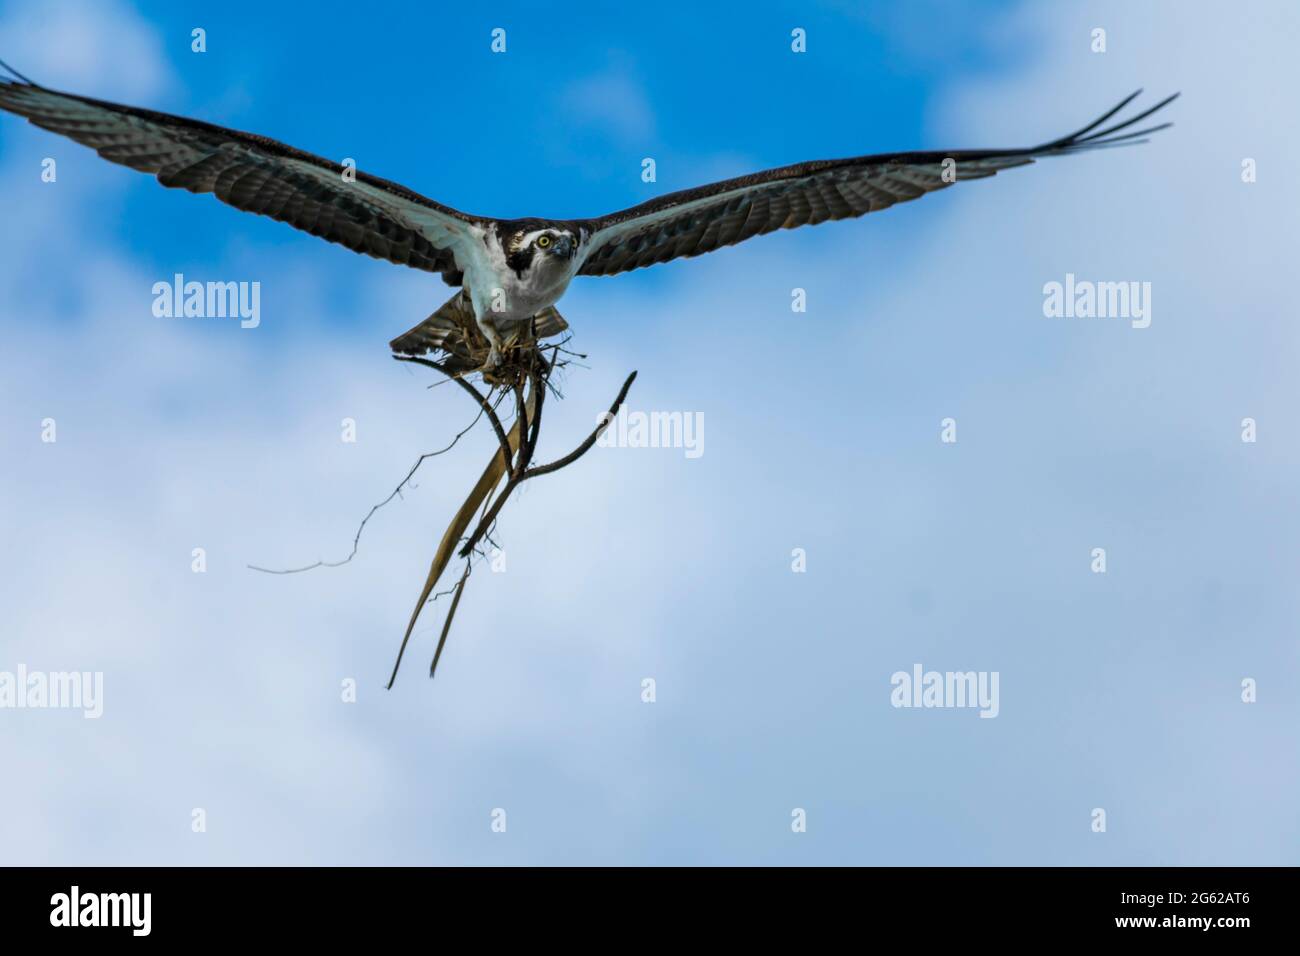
[0, 79, 481, 281]
[577, 92, 1177, 277]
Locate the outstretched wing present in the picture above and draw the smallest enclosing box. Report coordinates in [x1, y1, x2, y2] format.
[0, 76, 481, 282]
[576, 90, 1177, 278]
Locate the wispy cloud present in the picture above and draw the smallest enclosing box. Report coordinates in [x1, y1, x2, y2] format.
[558, 56, 657, 146]
[0, 0, 173, 99]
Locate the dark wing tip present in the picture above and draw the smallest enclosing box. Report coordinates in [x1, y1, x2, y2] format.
[0, 57, 36, 86]
[1033, 89, 1179, 157]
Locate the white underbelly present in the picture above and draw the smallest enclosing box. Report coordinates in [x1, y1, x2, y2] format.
[460, 225, 577, 322]
[497, 275, 564, 318]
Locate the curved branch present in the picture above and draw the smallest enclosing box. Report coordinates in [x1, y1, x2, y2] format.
[394, 354, 513, 478]
[512, 379, 529, 478]
[526, 371, 637, 479]
[386, 382, 534, 688]
[457, 370, 637, 559]
[429, 560, 472, 680]
[520, 348, 558, 472]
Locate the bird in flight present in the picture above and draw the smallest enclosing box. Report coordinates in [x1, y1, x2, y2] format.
[0, 60, 1176, 371]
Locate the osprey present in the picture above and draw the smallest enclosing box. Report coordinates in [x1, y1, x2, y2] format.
[0, 62, 1176, 371]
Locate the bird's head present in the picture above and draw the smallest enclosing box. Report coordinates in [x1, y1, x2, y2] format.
[517, 226, 577, 261]
[500, 223, 580, 280]
[502, 220, 577, 259]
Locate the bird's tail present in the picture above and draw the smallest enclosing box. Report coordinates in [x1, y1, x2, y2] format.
[389, 290, 568, 372]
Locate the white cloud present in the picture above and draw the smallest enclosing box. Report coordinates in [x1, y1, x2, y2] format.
[0, 0, 173, 100]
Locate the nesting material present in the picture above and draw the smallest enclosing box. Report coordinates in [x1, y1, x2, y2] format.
[385, 317, 637, 688]
[390, 289, 568, 383]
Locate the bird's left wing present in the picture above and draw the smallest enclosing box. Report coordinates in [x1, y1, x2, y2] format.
[0, 77, 481, 280]
[576, 90, 1177, 278]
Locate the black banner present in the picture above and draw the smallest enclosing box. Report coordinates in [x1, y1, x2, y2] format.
[0, 866, 1282, 941]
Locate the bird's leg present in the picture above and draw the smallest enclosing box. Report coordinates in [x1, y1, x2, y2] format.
[473, 304, 506, 370]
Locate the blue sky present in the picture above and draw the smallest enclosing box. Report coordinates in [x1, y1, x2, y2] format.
[1, 0, 1297, 865]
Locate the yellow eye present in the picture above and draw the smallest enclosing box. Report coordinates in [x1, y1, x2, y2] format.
[537, 235, 551, 248]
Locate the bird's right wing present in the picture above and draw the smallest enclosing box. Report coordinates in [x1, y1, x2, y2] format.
[576, 90, 1178, 278]
[0, 74, 482, 281]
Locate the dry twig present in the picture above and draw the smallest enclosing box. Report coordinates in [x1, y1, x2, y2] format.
[386, 343, 636, 687]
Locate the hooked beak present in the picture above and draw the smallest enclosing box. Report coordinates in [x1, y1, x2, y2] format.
[556, 235, 575, 259]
